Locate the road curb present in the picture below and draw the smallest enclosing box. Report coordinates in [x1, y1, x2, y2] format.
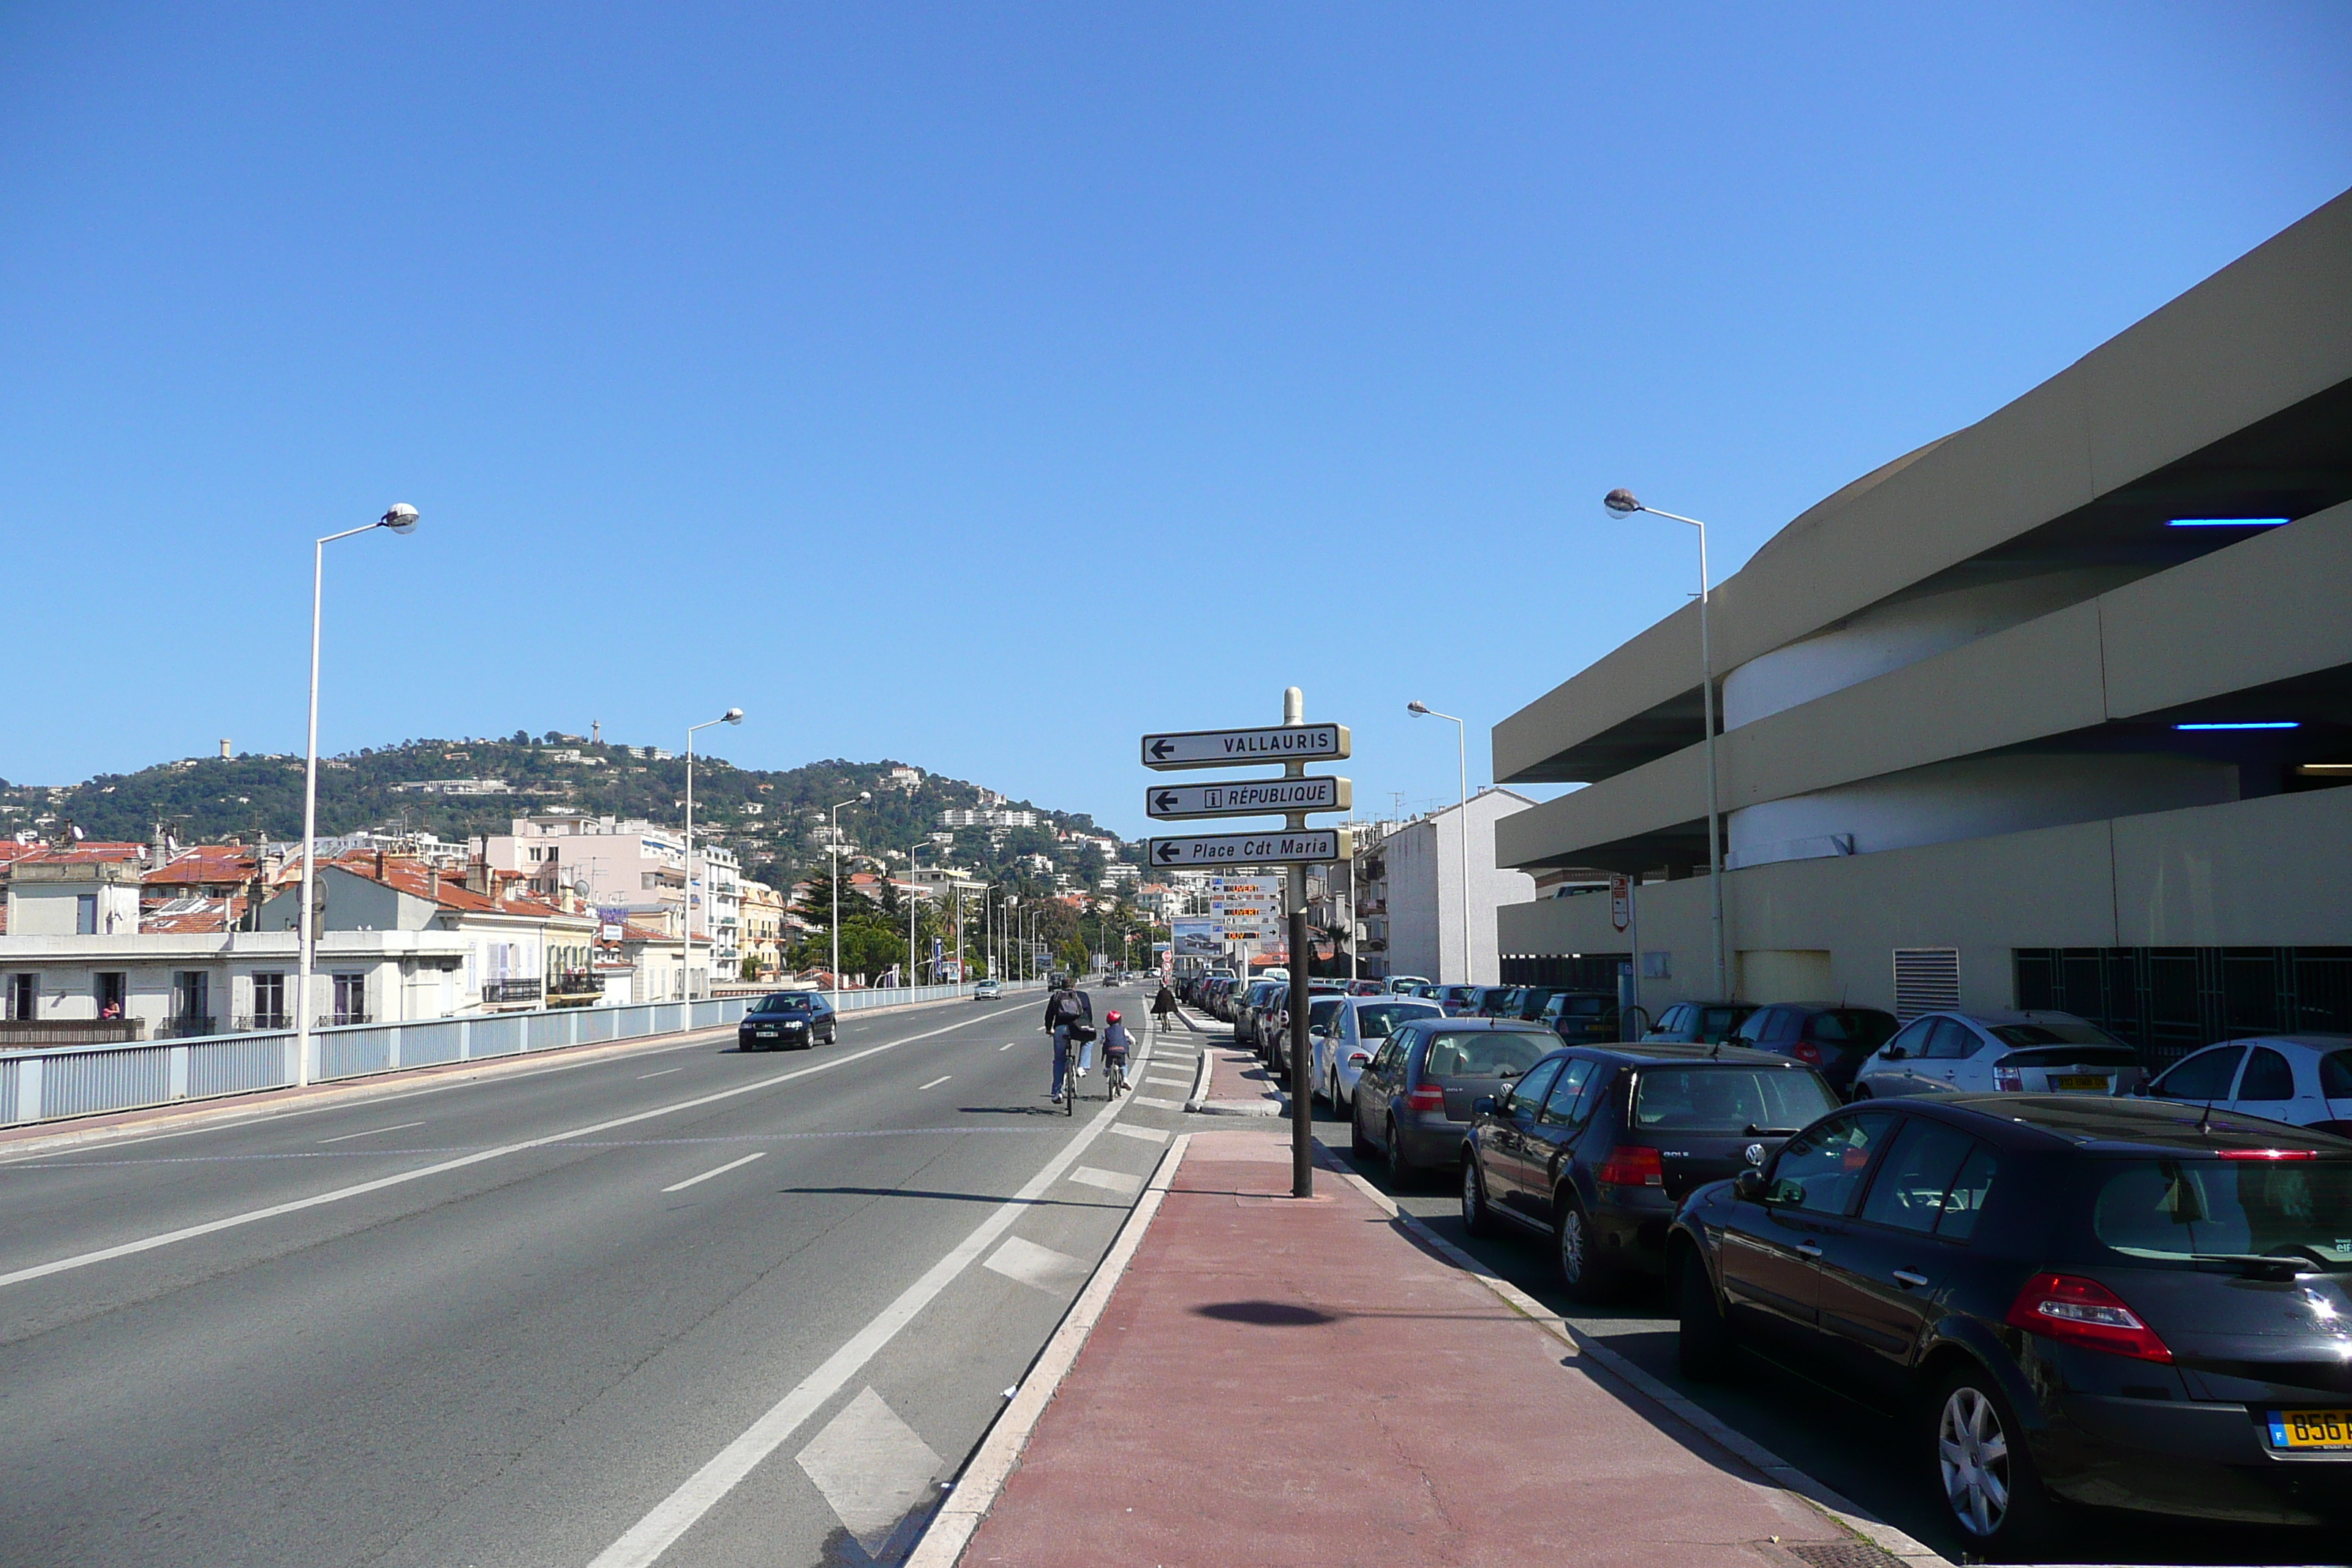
[906, 1131, 1192, 1568]
[1181, 1045, 1214, 1111]
[1322, 1145, 1953, 1568]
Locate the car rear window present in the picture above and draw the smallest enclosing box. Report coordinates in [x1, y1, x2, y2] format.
[1355, 1001, 1437, 1037]
[1989, 1020, 2119, 1048]
[1308, 998, 1343, 1030]
[2093, 1157, 2352, 1266]
[1420, 1031, 1552, 1079]
[1812, 1009, 1893, 1048]
[1558, 995, 1608, 1017]
[2324, 1050, 2352, 1100]
[1632, 1066, 1839, 1133]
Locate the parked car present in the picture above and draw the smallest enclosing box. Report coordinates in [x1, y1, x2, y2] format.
[972, 978, 1001, 1000]
[1267, 982, 1346, 1076]
[1351, 1019, 1557, 1184]
[1730, 1003, 1899, 1093]
[1643, 1000, 1757, 1044]
[1311, 995, 1446, 1112]
[1507, 986, 1559, 1022]
[1670, 1093, 2352, 1554]
[1387, 975, 1431, 995]
[1471, 986, 1520, 1019]
[2137, 1034, 2352, 1131]
[1432, 984, 1481, 1017]
[1234, 980, 1284, 1053]
[736, 989, 838, 1050]
[1346, 979, 1385, 996]
[1541, 990, 1621, 1044]
[1852, 1009, 2144, 1100]
[1461, 1043, 1836, 1302]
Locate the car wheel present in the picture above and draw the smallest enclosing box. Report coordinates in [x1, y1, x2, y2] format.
[1555, 1198, 1618, 1303]
[1385, 1119, 1416, 1188]
[1930, 1366, 2057, 1559]
[1350, 1107, 1375, 1158]
[1851, 1081, 1874, 1100]
[1460, 1156, 1495, 1237]
[1675, 1244, 1735, 1381]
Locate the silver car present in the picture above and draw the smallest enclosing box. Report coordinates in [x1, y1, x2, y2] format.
[1310, 995, 1445, 1113]
[2137, 1033, 2352, 1131]
[1852, 1009, 2143, 1099]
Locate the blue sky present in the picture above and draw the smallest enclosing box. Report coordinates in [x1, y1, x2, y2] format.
[4, 4, 2348, 838]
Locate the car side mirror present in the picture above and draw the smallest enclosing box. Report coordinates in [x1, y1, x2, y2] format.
[1882, 1045, 1907, 1061]
[1732, 1168, 1768, 1202]
[2130, 1081, 2150, 1098]
[1471, 1095, 1498, 1116]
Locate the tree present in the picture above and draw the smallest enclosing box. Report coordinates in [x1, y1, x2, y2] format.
[1058, 935, 1090, 977]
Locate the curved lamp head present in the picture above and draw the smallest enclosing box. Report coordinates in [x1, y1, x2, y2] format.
[722, 708, 744, 725]
[1406, 700, 1432, 717]
[380, 502, 421, 534]
[1602, 489, 1642, 518]
[859, 789, 872, 802]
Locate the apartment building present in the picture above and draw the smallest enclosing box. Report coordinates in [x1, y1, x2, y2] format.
[1490, 192, 2352, 1061]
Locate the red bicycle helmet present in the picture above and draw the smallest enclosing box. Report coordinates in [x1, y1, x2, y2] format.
[1105, 1010, 1122, 1023]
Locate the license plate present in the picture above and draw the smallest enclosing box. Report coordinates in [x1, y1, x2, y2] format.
[2052, 1074, 2109, 1092]
[2269, 1411, 2352, 1450]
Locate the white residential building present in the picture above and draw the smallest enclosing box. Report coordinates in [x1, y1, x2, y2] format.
[1367, 790, 1539, 986]
[480, 815, 742, 979]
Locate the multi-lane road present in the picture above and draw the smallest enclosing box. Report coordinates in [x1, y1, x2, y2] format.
[0, 992, 1196, 1568]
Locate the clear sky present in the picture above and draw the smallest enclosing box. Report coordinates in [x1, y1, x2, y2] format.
[4, 4, 2348, 838]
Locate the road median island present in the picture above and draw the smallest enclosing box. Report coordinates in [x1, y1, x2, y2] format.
[924, 1120, 1919, 1568]
[1183, 1030, 1284, 1117]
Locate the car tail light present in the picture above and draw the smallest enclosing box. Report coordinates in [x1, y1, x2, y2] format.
[1791, 1041, 1823, 1065]
[2005, 1272, 2172, 1362]
[1994, 1059, 2025, 1092]
[1597, 1145, 1665, 1188]
[1406, 1083, 1447, 1112]
[1346, 1051, 1371, 1067]
[2220, 1148, 2315, 1160]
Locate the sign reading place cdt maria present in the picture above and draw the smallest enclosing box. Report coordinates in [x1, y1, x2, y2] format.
[1148, 828, 1352, 868]
[1140, 724, 1349, 771]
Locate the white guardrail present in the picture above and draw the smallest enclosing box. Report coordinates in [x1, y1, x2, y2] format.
[0, 979, 1049, 1129]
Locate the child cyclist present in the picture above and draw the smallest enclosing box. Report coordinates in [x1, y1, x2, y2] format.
[1100, 1010, 1134, 1096]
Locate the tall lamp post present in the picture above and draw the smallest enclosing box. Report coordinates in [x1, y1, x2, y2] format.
[829, 791, 870, 1006]
[297, 503, 418, 1090]
[908, 850, 920, 989]
[1406, 701, 1472, 987]
[683, 708, 744, 1002]
[1603, 488, 1727, 1000]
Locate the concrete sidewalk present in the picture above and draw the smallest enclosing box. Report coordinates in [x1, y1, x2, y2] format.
[1186, 1022, 1285, 1116]
[940, 1122, 1891, 1568]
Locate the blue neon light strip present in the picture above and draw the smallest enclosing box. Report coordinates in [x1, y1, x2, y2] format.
[2168, 517, 2288, 527]
[2175, 721, 2300, 731]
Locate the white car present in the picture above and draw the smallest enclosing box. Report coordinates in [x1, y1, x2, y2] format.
[1851, 1009, 2144, 1100]
[2137, 1034, 2352, 1131]
[972, 979, 1001, 1000]
[1385, 975, 1431, 995]
[1309, 995, 1444, 1113]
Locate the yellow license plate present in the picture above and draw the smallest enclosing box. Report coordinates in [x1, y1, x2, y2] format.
[2269, 1411, 2352, 1450]
[2053, 1074, 2108, 1092]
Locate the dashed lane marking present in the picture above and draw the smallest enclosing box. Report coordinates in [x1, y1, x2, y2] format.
[637, 1067, 683, 1079]
[317, 1121, 425, 1145]
[1067, 1166, 1141, 1196]
[661, 1151, 766, 1193]
[794, 1387, 944, 1560]
[982, 1235, 1090, 1294]
[918, 1075, 951, 1091]
[1108, 1124, 1170, 1145]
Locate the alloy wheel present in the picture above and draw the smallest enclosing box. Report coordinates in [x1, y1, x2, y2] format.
[1937, 1384, 2011, 1539]
[1558, 1205, 1589, 1285]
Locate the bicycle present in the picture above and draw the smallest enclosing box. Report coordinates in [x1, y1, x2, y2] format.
[1103, 1048, 1130, 1099]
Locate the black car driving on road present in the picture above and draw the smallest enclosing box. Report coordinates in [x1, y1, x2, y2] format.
[736, 990, 837, 1051]
[1460, 1042, 1839, 1303]
[1669, 1093, 2352, 1556]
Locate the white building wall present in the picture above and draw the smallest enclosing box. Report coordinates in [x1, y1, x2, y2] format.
[1380, 791, 1540, 985]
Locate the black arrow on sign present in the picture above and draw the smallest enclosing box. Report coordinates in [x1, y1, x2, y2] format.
[1149, 739, 1176, 760]
[1156, 842, 1182, 863]
[1153, 791, 1180, 813]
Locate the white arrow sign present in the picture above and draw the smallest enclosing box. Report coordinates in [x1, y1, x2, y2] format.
[1147, 775, 1350, 820]
[1141, 724, 1349, 771]
[1149, 828, 1351, 867]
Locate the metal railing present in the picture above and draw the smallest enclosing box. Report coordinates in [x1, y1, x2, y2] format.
[481, 979, 543, 1005]
[0, 979, 1044, 1130]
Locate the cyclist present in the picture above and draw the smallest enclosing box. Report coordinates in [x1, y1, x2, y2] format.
[1100, 1010, 1132, 1096]
[1043, 976, 1093, 1104]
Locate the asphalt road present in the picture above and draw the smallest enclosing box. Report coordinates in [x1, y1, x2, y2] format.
[1301, 1086, 2346, 1567]
[0, 990, 1197, 1568]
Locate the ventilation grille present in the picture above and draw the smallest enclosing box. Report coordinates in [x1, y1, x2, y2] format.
[1893, 948, 1960, 1020]
[1782, 1542, 1911, 1568]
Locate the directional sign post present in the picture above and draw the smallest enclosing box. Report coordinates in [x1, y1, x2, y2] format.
[1147, 775, 1350, 821]
[1142, 724, 1349, 771]
[1148, 828, 1349, 869]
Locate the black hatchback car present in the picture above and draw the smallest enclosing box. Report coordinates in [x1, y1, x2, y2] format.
[1670, 1095, 2352, 1556]
[1460, 1042, 1839, 1302]
[1351, 1018, 1558, 1184]
[737, 990, 837, 1050]
[1729, 1002, 1899, 1093]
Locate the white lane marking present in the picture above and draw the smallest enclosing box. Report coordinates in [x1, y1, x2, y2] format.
[1144, 1075, 1188, 1088]
[794, 1388, 943, 1558]
[998, 1041, 1016, 1052]
[1068, 1166, 1141, 1195]
[1108, 1124, 1169, 1145]
[660, 1152, 766, 1194]
[1127, 1096, 1181, 1109]
[983, 1235, 1088, 1294]
[0, 1005, 1037, 1292]
[917, 1075, 951, 1091]
[586, 1085, 1134, 1568]
[317, 1120, 426, 1145]
[637, 1067, 683, 1080]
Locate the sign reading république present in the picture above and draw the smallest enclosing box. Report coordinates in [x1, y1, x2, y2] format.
[1147, 775, 1349, 820]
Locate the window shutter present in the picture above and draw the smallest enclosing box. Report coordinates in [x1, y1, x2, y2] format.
[1893, 949, 1960, 1021]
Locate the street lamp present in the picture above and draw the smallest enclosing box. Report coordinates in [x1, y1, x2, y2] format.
[683, 708, 743, 1003]
[1406, 701, 1473, 987]
[829, 791, 869, 1006]
[296, 504, 418, 1090]
[1604, 488, 1727, 1000]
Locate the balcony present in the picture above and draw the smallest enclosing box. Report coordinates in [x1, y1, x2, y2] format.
[233, 1012, 290, 1033]
[158, 1016, 220, 1040]
[481, 979, 543, 1006]
[548, 970, 601, 998]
